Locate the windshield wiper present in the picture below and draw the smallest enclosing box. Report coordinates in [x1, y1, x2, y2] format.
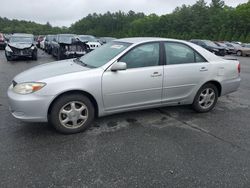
[73, 58, 96, 68]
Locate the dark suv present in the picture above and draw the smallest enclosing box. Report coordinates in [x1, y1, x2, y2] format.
[190, 39, 225, 56]
[51, 34, 90, 60]
[44, 35, 56, 54]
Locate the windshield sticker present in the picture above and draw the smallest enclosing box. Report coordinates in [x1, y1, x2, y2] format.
[111, 45, 124, 49]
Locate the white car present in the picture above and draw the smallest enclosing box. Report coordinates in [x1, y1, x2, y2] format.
[40, 37, 45, 50]
[78, 35, 101, 50]
[8, 38, 241, 134]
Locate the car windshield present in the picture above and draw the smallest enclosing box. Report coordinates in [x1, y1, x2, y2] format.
[79, 36, 97, 42]
[47, 35, 55, 42]
[10, 36, 33, 43]
[218, 43, 227, 47]
[232, 43, 242, 48]
[204, 40, 218, 47]
[79, 41, 131, 68]
[244, 44, 250, 48]
[58, 35, 75, 43]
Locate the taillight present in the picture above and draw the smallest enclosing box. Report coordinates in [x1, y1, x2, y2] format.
[238, 63, 241, 73]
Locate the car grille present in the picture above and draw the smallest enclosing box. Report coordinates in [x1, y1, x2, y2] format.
[67, 45, 85, 52]
[10, 47, 32, 56]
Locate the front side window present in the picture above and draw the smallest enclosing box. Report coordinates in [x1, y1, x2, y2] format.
[164, 42, 206, 65]
[119, 43, 160, 69]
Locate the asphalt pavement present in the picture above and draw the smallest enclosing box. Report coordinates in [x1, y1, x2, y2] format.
[0, 49, 250, 188]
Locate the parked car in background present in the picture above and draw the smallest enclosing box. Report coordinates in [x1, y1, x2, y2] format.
[8, 37, 241, 134]
[225, 42, 250, 56]
[44, 35, 56, 54]
[5, 33, 37, 61]
[51, 34, 90, 60]
[0, 33, 6, 50]
[77, 35, 101, 50]
[36, 35, 44, 48]
[190, 39, 225, 56]
[214, 41, 234, 54]
[40, 37, 45, 50]
[3, 34, 11, 42]
[99, 37, 117, 44]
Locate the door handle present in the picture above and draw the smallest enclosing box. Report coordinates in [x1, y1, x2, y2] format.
[151, 72, 162, 77]
[200, 67, 208, 72]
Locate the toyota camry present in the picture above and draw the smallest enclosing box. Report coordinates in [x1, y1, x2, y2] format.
[8, 38, 241, 134]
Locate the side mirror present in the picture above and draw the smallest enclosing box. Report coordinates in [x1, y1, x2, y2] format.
[111, 62, 127, 71]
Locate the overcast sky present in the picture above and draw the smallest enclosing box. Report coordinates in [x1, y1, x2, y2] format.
[0, 0, 248, 27]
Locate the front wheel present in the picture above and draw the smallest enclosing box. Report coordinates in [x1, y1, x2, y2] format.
[32, 51, 38, 60]
[5, 52, 12, 61]
[192, 83, 218, 113]
[236, 50, 242, 56]
[49, 94, 95, 134]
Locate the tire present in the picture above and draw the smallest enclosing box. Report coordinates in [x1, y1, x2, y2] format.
[236, 50, 242, 56]
[49, 94, 95, 134]
[57, 50, 61, 60]
[5, 52, 12, 61]
[192, 83, 218, 113]
[32, 51, 38, 60]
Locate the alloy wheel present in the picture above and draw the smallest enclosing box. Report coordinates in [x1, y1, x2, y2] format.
[59, 101, 88, 129]
[198, 88, 216, 110]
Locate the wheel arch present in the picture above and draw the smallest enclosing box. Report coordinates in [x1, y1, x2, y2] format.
[47, 90, 99, 118]
[201, 80, 222, 97]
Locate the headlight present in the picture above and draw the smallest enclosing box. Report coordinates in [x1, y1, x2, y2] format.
[5, 45, 12, 52]
[213, 48, 219, 52]
[31, 46, 35, 50]
[13, 82, 46, 94]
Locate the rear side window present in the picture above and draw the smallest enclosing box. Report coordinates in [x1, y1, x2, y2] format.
[164, 42, 206, 65]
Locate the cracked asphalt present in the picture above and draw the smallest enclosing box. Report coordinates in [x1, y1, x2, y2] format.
[0, 49, 250, 187]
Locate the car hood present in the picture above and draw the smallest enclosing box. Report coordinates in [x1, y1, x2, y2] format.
[8, 42, 33, 49]
[87, 42, 100, 45]
[14, 59, 90, 83]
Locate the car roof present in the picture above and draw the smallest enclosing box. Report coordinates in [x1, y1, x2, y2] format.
[57, 34, 76, 36]
[114, 37, 190, 44]
[12, 33, 34, 37]
[115, 37, 223, 62]
[78, 35, 95, 38]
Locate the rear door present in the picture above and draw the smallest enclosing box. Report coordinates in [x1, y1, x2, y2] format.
[162, 42, 211, 104]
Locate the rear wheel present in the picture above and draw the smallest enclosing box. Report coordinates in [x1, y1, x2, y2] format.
[192, 83, 218, 113]
[49, 94, 95, 134]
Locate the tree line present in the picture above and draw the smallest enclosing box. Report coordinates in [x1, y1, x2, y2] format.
[0, 0, 250, 42]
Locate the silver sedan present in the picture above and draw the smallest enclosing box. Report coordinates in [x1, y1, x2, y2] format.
[8, 38, 241, 134]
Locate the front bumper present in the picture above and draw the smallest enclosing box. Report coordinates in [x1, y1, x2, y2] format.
[64, 51, 87, 58]
[6, 48, 34, 58]
[7, 85, 54, 122]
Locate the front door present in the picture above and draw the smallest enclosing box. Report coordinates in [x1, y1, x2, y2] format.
[102, 42, 164, 111]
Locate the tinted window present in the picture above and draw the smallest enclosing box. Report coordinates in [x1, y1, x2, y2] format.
[120, 43, 160, 69]
[165, 42, 206, 65]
